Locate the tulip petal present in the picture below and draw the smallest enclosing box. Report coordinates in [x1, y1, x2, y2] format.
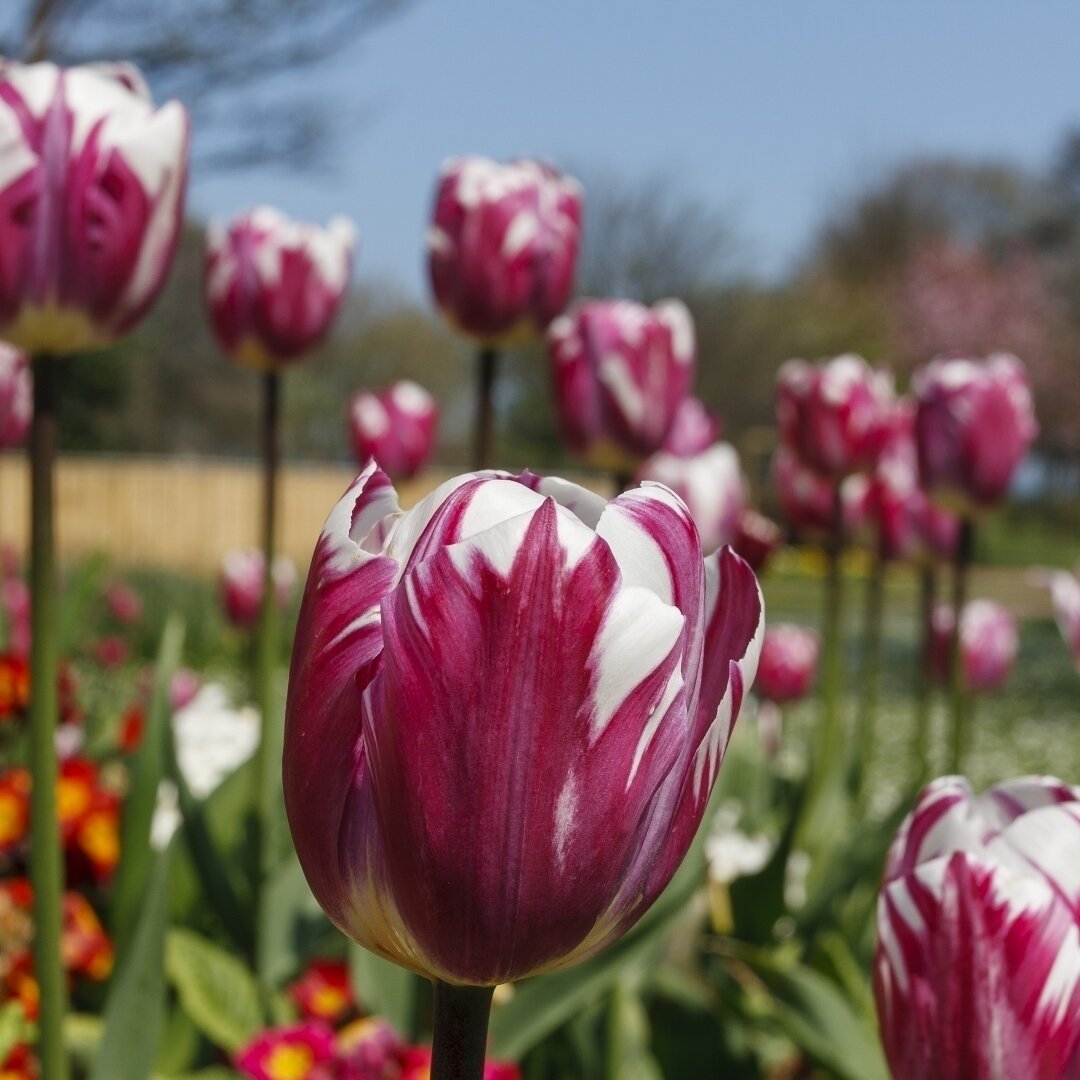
[365, 497, 690, 984]
[283, 464, 404, 951]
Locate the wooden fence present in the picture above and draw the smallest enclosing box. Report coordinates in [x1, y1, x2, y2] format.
[0, 454, 465, 575]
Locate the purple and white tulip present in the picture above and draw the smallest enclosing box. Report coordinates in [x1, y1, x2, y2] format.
[1049, 570, 1080, 671]
[205, 206, 356, 370]
[348, 380, 438, 480]
[0, 345, 30, 448]
[913, 353, 1038, 513]
[219, 548, 297, 630]
[635, 442, 746, 554]
[283, 463, 764, 986]
[875, 775, 1080, 1080]
[731, 509, 783, 575]
[427, 156, 582, 345]
[772, 446, 867, 538]
[0, 61, 189, 354]
[775, 354, 894, 480]
[930, 600, 1019, 694]
[549, 298, 696, 467]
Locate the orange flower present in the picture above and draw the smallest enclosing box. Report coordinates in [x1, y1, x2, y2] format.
[0, 769, 29, 853]
[0, 655, 28, 722]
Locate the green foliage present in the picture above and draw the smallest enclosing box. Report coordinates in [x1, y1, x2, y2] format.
[90, 853, 172, 1080]
[349, 944, 426, 1042]
[165, 930, 263, 1053]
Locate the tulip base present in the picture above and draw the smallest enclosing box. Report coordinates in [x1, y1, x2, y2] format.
[29, 354, 69, 1080]
[431, 982, 495, 1080]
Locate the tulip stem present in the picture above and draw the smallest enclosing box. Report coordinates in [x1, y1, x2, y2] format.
[853, 539, 884, 806]
[472, 346, 498, 471]
[913, 561, 937, 782]
[431, 982, 495, 1080]
[254, 371, 281, 912]
[28, 354, 68, 1080]
[947, 517, 974, 774]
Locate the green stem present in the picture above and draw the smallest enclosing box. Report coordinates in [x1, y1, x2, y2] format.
[472, 346, 498, 471]
[29, 354, 68, 1080]
[947, 518, 975, 774]
[913, 561, 937, 783]
[254, 371, 281, 947]
[853, 540, 884, 806]
[431, 982, 494, 1080]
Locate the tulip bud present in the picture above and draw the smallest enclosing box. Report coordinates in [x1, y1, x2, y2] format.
[428, 156, 582, 345]
[0, 61, 189, 354]
[754, 624, 820, 703]
[219, 548, 297, 630]
[348, 380, 438, 479]
[775, 355, 894, 479]
[635, 442, 746, 553]
[284, 463, 763, 986]
[929, 600, 1018, 693]
[205, 207, 356, 370]
[0, 346, 30, 448]
[772, 446, 866, 538]
[549, 298, 696, 467]
[868, 400, 960, 562]
[104, 581, 142, 625]
[913, 353, 1038, 512]
[875, 775, 1080, 1080]
[1049, 570, 1080, 671]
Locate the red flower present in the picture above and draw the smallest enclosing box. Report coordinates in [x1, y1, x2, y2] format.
[288, 960, 355, 1024]
[234, 1022, 337, 1080]
[0, 655, 28, 723]
[0, 769, 30, 855]
[93, 635, 130, 669]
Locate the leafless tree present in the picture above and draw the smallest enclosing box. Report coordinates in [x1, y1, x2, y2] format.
[0, 0, 410, 170]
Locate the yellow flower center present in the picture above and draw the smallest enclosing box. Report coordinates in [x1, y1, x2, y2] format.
[309, 984, 347, 1018]
[0, 792, 25, 846]
[264, 1044, 315, 1080]
[56, 778, 91, 824]
[78, 812, 119, 872]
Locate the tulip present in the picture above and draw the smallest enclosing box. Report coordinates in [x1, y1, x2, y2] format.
[219, 548, 296, 630]
[875, 774, 1080, 1080]
[660, 395, 723, 457]
[168, 667, 201, 712]
[0, 345, 30, 448]
[103, 581, 142, 625]
[205, 207, 356, 371]
[755, 625, 819, 704]
[427, 156, 582, 346]
[930, 600, 1018, 693]
[348, 381, 439, 479]
[913, 353, 1038, 513]
[731, 509, 782, 575]
[775, 354, 894, 480]
[772, 446, 866, 538]
[1049, 570, 1080, 669]
[549, 298, 696, 471]
[635, 442, 745, 553]
[0, 61, 189, 355]
[284, 463, 763, 1066]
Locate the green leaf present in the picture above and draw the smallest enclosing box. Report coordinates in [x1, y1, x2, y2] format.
[166, 929, 263, 1053]
[0, 1000, 32, 1064]
[739, 950, 888, 1080]
[257, 853, 337, 988]
[58, 552, 108, 654]
[606, 981, 663, 1080]
[90, 852, 172, 1080]
[349, 944, 425, 1041]
[112, 616, 184, 960]
[64, 1014, 103, 1070]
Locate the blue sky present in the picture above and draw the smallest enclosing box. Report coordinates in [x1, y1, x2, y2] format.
[192, 1, 1080, 297]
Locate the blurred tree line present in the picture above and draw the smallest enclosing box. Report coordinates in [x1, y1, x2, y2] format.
[48, 139, 1080, 490]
